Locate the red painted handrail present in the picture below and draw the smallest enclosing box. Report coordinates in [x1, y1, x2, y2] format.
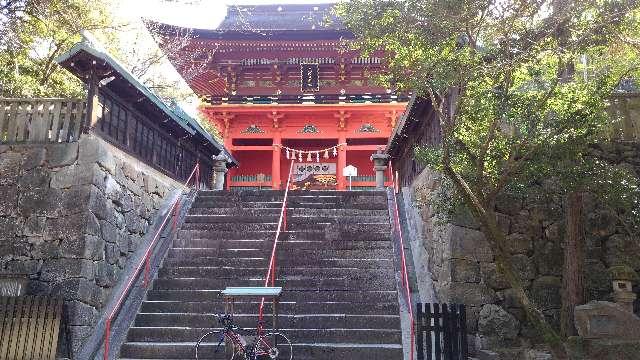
[258, 160, 295, 321]
[389, 161, 415, 360]
[103, 162, 200, 360]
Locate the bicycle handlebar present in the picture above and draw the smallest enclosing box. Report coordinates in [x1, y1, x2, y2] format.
[217, 313, 233, 325]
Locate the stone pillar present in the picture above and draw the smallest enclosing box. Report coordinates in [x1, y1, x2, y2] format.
[272, 137, 281, 190]
[370, 147, 390, 189]
[212, 153, 229, 190]
[337, 135, 347, 190]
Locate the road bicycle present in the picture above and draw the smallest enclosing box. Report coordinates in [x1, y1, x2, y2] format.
[195, 313, 293, 360]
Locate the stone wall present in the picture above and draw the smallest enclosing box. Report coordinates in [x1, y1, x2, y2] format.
[0, 134, 180, 358]
[403, 141, 640, 357]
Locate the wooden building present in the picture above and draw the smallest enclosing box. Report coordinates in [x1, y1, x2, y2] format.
[385, 95, 440, 187]
[153, 4, 408, 190]
[56, 38, 237, 186]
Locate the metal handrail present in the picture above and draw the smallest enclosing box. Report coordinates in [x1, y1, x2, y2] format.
[258, 160, 295, 321]
[103, 162, 200, 360]
[389, 161, 415, 360]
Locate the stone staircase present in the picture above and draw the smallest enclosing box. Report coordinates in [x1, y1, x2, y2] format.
[118, 190, 403, 359]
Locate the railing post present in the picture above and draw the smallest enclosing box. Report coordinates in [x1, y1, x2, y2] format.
[104, 318, 111, 360]
[143, 255, 150, 288]
[283, 207, 287, 231]
[172, 201, 181, 231]
[271, 262, 275, 286]
[195, 161, 200, 190]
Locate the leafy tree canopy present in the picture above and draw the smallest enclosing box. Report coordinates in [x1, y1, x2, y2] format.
[0, 0, 114, 97]
[0, 0, 217, 138]
[338, 0, 640, 356]
[337, 0, 640, 232]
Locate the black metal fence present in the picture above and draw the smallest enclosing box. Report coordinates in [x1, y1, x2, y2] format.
[416, 303, 468, 360]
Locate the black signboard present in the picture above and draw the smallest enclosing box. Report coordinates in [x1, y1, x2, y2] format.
[300, 63, 319, 92]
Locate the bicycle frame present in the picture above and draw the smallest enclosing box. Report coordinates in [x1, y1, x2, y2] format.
[214, 316, 280, 360]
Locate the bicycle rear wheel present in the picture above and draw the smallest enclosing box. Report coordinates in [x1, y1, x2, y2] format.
[195, 330, 246, 360]
[252, 332, 292, 360]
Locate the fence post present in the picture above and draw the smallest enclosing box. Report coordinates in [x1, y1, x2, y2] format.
[104, 319, 111, 360]
[460, 304, 468, 359]
[415, 303, 468, 360]
[451, 304, 460, 359]
[143, 256, 150, 288]
[172, 201, 181, 231]
[195, 161, 200, 190]
[417, 303, 424, 360]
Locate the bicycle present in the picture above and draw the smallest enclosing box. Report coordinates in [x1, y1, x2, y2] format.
[195, 314, 293, 360]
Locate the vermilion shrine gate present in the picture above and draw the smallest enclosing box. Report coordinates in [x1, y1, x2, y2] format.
[154, 4, 408, 190]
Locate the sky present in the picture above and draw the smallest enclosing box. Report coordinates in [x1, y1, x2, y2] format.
[115, 0, 339, 29]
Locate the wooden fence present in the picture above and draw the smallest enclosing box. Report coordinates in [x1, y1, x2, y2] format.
[416, 303, 468, 360]
[96, 90, 213, 184]
[0, 99, 86, 144]
[0, 296, 63, 359]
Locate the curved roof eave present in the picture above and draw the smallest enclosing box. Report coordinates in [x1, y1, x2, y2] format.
[149, 21, 355, 41]
[56, 40, 238, 166]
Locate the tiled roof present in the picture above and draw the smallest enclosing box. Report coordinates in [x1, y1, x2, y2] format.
[218, 3, 342, 31]
[55, 35, 237, 165]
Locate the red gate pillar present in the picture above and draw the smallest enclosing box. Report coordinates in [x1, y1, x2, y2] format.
[272, 136, 281, 189]
[337, 135, 347, 190]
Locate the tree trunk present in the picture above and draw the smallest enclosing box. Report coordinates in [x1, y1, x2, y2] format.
[480, 211, 568, 359]
[561, 191, 585, 337]
[439, 164, 568, 358]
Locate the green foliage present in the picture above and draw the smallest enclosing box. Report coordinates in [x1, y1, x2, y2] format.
[338, 0, 640, 228]
[339, 1, 640, 353]
[0, 0, 114, 97]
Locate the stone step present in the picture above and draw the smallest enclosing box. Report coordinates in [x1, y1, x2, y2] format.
[190, 200, 282, 209]
[166, 248, 395, 260]
[191, 199, 387, 211]
[161, 257, 394, 269]
[289, 208, 389, 217]
[288, 202, 388, 210]
[193, 193, 387, 204]
[192, 195, 387, 210]
[172, 239, 393, 250]
[179, 222, 279, 231]
[146, 290, 399, 303]
[289, 343, 403, 360]
[179, 222, 390, 232]
[157, 267, 395, 280]
[119, 342, 402, 360]
[127, 327, 402, 344]
[189, 207, 389, 217]
[119, 189, 401, 359]
[140, 301, 399, 316]
[184, 214, 389, 224]
[198, 189, 385, 197]
[188, 207, 283, 216]
[184, 214, 281, 223]
[132, 314, 401, 330]
[176, 230, 392, 242]
[150, 277, 397, 291]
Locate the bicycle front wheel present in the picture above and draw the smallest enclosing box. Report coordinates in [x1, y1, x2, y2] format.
[252, 332, 293, 360]
[195, 330, 246, 360]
